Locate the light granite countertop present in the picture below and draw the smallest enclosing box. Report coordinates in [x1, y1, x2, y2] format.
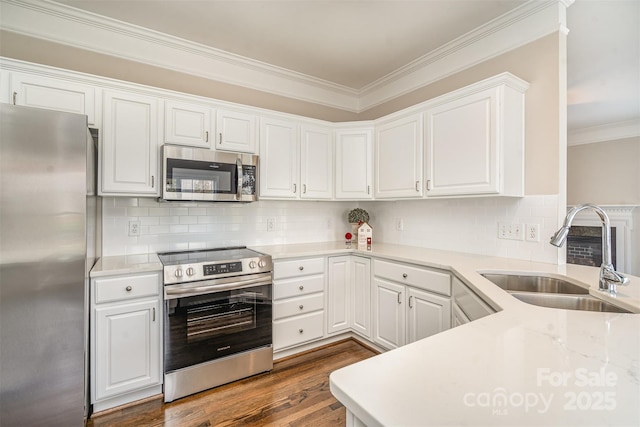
[251, 241, 640, 426]
[90, 253, 162, 277]
[89, 242, 640, 425]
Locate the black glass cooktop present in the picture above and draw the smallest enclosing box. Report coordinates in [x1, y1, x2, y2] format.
[157, 246, 264, 266]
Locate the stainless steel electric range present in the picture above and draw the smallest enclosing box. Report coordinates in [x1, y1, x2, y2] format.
[158, 246, 273, 402]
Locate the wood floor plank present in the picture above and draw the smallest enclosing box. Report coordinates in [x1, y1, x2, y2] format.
[87, 339, 377, 427]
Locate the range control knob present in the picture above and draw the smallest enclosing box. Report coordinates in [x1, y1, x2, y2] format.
[174, 269, 183, 278]
[249, 261, 257, 269]
[258, 260, 267, 268]
[186, 267, 195, 276]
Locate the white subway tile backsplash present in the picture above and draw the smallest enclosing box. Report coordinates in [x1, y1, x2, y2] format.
[101, 196, 562, 264]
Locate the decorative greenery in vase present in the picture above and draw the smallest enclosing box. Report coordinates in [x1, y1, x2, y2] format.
[348, 208, 369, 225]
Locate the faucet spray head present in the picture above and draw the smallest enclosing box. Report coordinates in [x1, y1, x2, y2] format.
[549, 226, 570, 247]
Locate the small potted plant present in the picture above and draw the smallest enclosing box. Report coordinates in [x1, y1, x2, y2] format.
[347, 208, 370, 242]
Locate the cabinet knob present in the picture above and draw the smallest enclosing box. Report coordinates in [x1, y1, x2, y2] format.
[299, 266, 304, 271]
[125, 286, 132, 292]
[299, 285, 304, 290]
[402, 273, 408, 279]
[298, 329, 304, 334]
[299, 305, 304, 310]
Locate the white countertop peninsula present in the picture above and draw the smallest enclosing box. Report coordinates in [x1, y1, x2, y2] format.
[251, 242, 640, 426]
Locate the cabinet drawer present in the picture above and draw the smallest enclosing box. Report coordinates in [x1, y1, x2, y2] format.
[273, 294, 324, 320]
[452, 277, 495, 321]
[374, 259, 450, 296]
[274, 275, 324, 300]
[94, 273, 159, 304]
[274, 311, 324, 350]
[274, 257, 325, 280]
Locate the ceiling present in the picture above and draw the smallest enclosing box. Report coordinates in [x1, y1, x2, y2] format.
[55, 0, 639, 131]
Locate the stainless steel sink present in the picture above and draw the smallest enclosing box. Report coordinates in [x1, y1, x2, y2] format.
[481, 273, 589, 294]
[481, 273, 631, 313]
[509, 292, 632, 313]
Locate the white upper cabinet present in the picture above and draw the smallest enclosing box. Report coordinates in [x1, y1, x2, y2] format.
[101, 89, 160, 196]
[424, 75, 527, 197]
[259, 117, 299, 199]
[164, 100, 213, 148]
[216, 108, 257, 153]
[300, 124, 333, 199]
[10, 72, 96, 125]
[335, 128, 373, 200]
[375, 113, 423, 199]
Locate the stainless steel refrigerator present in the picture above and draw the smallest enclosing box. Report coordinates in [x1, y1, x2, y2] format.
[0, 104, 99, 426]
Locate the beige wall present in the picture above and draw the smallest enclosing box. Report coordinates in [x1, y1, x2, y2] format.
[567, 136, 640, 205]
[0, 31, 362, 122]
[361, 33, 562, 196]
[0, 30, 562, 195]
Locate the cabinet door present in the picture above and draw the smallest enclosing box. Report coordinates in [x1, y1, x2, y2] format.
[425, 88, 499, 196]
[327, 256, 350, 334]
[10, 72, 96, 125]
[300, 124, 333, 199]
[164, 100, 213, 148]
[102, 89, 159, 195]
[375, 114, 423, 198]
[407, 287, 451, 344]
[94, 299, 160, 401]
[259, 117, 299, 199]
[216, 109, 256, 153]
[373, 278, 405, 350]
[351, 256, 371, 338]
[335, 129, 373, 199]
[452, 303, 470, 328]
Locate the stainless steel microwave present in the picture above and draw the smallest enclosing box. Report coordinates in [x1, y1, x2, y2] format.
[161, 145, 258, 202]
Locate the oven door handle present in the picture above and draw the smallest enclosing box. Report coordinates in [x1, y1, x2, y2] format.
[165, 275, 271, 299]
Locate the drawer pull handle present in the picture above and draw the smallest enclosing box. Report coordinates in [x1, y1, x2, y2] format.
[402, 273, 408, 279]
[126, 286, 132, 292]
[299, 285, 304, 290]
[299, 266, 304, 271]
[299, 329, 304, 334]
[299, 305, 304, 310]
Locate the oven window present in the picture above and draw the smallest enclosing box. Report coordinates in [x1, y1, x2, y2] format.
[165, 158, 235, 194]
[186, 293, 256, 342]
[165, 284, 272, 373]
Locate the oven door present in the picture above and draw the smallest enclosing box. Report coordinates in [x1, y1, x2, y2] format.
[164, 275, 272, 373]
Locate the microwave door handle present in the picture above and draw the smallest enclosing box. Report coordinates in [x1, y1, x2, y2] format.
[236, 158, 243, 201]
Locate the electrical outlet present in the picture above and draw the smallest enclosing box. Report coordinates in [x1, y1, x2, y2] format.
[395, 218, 404, 231]
[526, 224, 540, 242]
[267, 217, 275, 232]
[128, 221, 140, 236]
[498, 222, 524, 240]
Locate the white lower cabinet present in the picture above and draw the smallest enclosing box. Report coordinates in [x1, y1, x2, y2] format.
[326, 255, 372, 338]
[451, 276, 496, 327]
[91, 272, 162, 412]
[373, 259, 451, 350]
[273, 257, 326, 351]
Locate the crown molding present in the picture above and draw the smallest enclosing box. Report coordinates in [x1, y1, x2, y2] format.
[568, 119, 640, 146]
[0, 0, 570, 113]
[358, 0, 569, 110]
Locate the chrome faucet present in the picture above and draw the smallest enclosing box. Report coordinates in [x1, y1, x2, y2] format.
[550, 204, 629, 294]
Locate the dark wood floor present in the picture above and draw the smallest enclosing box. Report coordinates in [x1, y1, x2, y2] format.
[87, 339, 377, 427]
